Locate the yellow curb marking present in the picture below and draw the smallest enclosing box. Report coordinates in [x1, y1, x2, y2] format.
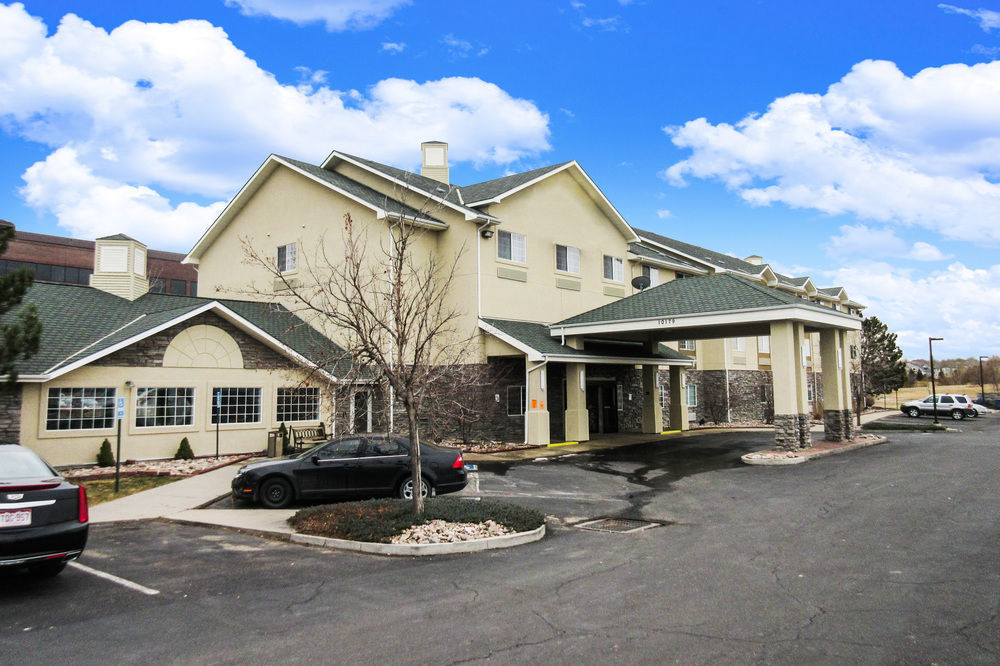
[546, 441, 579, 448]
[660, 430, 681, 435]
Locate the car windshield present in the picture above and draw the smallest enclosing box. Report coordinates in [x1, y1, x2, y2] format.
[0, 447, 59, 481]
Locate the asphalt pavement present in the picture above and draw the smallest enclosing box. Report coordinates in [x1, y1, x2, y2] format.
[3, 414, 998, 664]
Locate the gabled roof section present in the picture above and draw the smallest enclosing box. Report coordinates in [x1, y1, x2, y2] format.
[322, 151, 496, 222]
[464, 161, 639, 242]
[627, 242, 706, 274]
[96, 233, 139, 242]
[459, 162, 572, 204]
[185, 154, 446, 264]
[633, 227, 763, 275]
[6, 283, 343, 380]
[480, 318, 691, 365]
[555, 273, 842, 327]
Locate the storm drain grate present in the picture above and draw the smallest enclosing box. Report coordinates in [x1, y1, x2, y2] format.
[574, 517, 662, 534]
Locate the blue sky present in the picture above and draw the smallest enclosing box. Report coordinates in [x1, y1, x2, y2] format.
[1, 0, 999, 359]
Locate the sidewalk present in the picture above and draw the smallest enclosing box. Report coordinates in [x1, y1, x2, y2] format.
[89, 464, 239, 523]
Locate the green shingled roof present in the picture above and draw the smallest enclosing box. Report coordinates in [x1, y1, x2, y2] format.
[276, 156, 446, 226]
[481, 318, 690, 362]
[555, 274, 838, 326]
[5, 282, 344, 377]
[627, 242, 702, 271]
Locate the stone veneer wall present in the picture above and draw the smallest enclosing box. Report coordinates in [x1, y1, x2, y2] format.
[0, 387, 22, 443]
[93, 312, 297, 370]
[674, 369, 827, 424]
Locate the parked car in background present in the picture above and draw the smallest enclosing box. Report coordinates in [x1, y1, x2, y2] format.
[0, 444, 89, 577]
[900, 394, 975, 420]
[232, 435, 468, 509]
[965, 399, 988, 417]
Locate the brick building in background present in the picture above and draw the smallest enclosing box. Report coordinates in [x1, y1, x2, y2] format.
[0, 223, 198, 296]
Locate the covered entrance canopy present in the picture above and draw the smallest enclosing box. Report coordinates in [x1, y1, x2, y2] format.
[548, 273, 863, 450]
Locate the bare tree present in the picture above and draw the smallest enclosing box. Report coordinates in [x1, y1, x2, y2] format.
[241, 208, 472, 515]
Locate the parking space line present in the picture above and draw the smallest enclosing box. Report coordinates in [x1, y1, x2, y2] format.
[68, 561, 160, 596]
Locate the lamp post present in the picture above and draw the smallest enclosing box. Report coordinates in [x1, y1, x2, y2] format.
[980, 355, 990, 406]
[929, 337, 943, 424]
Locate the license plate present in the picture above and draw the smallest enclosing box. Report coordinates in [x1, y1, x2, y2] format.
[0, 509, 31, 528]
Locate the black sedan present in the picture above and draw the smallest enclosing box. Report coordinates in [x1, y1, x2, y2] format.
[232, 435, 468, 508]
[0, 444, 89, 577]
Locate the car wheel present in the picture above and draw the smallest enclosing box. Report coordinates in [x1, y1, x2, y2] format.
[905, 407, 920, 417]
[398, 476, 433, 500]
[951, 409, 965, 421]
[259, 477, 293, 509]
[28, 561, 67, 578]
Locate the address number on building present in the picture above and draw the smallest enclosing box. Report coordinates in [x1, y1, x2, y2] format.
[657, 318, 676, 325]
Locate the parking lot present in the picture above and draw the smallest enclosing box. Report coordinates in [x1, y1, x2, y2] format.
[3, 417, 998, 664]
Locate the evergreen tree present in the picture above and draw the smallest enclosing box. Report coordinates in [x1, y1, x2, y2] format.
[0, 221, 41, 384]
[860, 316, 907, 396]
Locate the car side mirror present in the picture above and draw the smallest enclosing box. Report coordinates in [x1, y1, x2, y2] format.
[311, 455, 320, 466]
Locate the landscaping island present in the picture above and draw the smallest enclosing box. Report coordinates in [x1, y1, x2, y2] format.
[288, 498, 546, 556]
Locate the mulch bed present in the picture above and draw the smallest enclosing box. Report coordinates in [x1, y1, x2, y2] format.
[59, 453, 259, 480]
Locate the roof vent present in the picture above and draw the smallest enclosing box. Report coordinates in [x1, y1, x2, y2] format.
[90, 234, 149, 301]
[421, 141, 449, 185]
[744, 254, 763, 266]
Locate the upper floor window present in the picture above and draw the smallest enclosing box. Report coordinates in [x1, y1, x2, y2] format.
[603, 255, 624, 282]
[732, 337, 746, 352]
[757, 336, 770, 353]
[498, 231, 526, 263]
[641, 265, 660, 286]
[555, 244, 580, 274]
[277, 243, 297, 273]
[679, 339, 695, 351]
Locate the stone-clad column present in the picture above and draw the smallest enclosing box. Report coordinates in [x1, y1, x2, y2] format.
[771, 321, 811, 450]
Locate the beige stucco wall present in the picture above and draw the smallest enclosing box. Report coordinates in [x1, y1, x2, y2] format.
[478, 170, 635, 325]
[21, 363, 330, 467]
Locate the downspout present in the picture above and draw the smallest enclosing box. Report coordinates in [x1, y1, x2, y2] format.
[476, 219, 491, 317]
[524, 359, 548, 444]
[387, 221, 397, 433]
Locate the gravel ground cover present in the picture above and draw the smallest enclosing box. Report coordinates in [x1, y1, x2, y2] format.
[60, 453, 258, 479]
[390, 519, 512, 544]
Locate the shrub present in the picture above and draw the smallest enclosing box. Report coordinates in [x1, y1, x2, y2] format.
[289, 497, 545, 543]
[174, 437, 194, 460]
[96, 439, 115, 467]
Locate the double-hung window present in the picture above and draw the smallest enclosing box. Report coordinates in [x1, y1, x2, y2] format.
[555, 244, 580, 274]
[685, 384, 698, 407]
[641, 265, 659, 286]
[498, 231, 526, 263]
[277, 243, 297, 273]
[757, 336, 770, 353]
[212, 387, 262, 424]
[732, 337, 746, 352]
[679, 339, 695, 351]
[603, 255, 624, 282]
[135, 387, 195, 428]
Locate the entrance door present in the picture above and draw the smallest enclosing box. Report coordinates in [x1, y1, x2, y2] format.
[586, 382, 619, 434]
[353, 390, 371, 433]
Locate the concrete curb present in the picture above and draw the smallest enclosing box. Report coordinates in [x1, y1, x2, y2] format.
[289, 523, 546, 556]
[160, 516, 293, 542]
[742, 436, 888, 466]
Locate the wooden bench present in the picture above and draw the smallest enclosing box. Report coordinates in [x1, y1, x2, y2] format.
[288, 424, 328, 453]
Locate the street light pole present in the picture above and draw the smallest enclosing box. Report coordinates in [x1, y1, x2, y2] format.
[980, 355, 989, 407]
[929, 337, 943, 425]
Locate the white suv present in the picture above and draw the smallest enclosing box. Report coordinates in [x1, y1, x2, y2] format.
[901, 394, 974, 420]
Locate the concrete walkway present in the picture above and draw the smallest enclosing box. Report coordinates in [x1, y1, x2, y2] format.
[89, 464, 239, 523]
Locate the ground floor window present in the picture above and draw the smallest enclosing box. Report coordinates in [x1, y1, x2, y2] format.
[277, 387, 320, 422]
[46, 387, 116, 431]
[507, 385, 525, 416]
[135, 387, 195, 428]
[212, 387, 262, 424]
[686, 384, 698, 407]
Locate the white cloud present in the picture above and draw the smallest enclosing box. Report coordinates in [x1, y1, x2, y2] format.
[825, 260, 1000, 357]
[656, 209, 672, 219]
[826, 224, 953, 261]
[581, 16, 626, 31]
[939, 4, 1000, 31]
[441, 33, 487, 58]
[20, 147, 226, 249]
[0, 4, 550, 250]
[224, 0, 411, 31]
[381, 41, 405, 53]
[664, 59, 1000, 244]
[971, 44, 1000, 57]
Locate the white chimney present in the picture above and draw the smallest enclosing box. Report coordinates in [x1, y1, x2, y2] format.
[90, 234, 149, 300]
[420, 141, 449, 184]
[744, 255, 763, 266]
